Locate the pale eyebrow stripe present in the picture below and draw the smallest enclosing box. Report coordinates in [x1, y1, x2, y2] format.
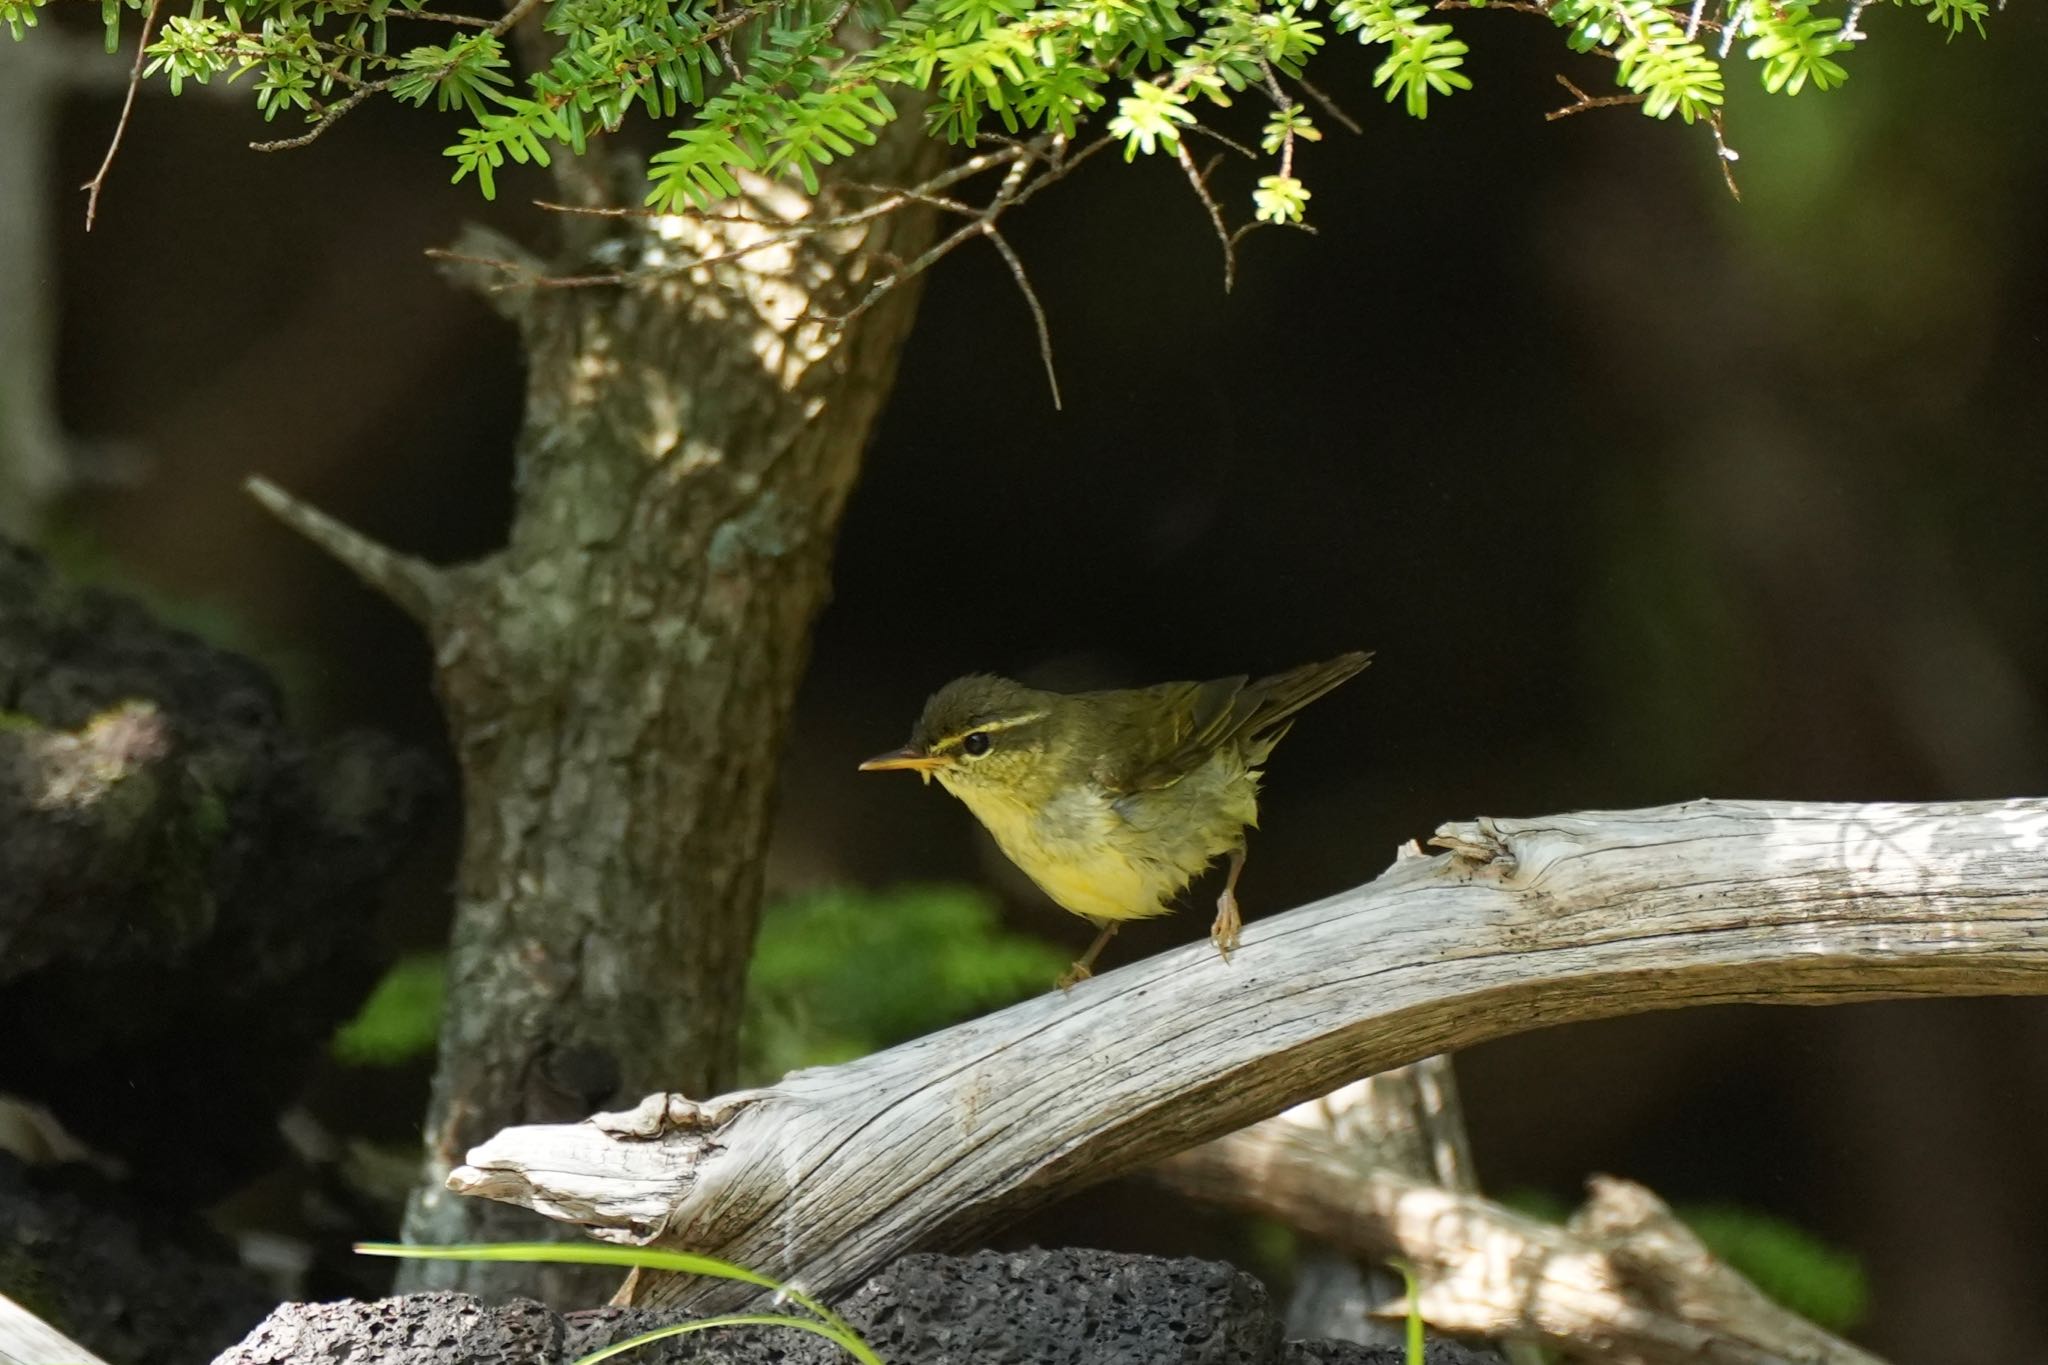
[932, 709, 1049, 750]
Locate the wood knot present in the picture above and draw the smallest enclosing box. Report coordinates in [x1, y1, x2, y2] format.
[592, 1091, 719, 1139]
[1428, 816, 1519, 878]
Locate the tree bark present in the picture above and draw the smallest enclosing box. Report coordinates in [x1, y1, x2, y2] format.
[442, 797, 2048, 1309]
[255, 126, 942, 1298]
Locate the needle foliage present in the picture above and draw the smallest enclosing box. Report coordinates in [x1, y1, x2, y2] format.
[4, 0, 1996, 226]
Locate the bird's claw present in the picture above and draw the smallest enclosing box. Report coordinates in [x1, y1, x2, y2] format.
[1210, 889, 1241, 961]
[1056, 961, 1094, 992]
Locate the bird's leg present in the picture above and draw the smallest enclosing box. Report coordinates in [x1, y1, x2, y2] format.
[1058, 920, 1119, 991]
[1211, 846, 1246, 959]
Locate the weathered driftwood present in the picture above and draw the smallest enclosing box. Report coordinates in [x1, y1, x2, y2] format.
[0, 1293, 115, 1365]
[1156, 1087, 1879, 1365]
[450, 798, 2048, 1311]
[1276, 1057, 1489, 1347]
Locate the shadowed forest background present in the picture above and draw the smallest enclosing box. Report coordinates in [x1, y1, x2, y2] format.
[16, 5, 2048, 1358]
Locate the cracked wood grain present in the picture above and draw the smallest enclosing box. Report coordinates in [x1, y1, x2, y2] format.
[447, 797, 2048, 1310]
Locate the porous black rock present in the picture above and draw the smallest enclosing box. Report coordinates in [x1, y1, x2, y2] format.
[215, 1248, 1507, 1365]
[219, 1292, 561, 1365]
[0, 1151, 275, 1365]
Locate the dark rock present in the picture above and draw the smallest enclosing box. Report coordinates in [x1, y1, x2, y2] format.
[1282, 1343, 1502, 1365]
[219, 1293, 561, 1365]
[0, 1151, 275, 1365]
[215, 1247, 1509, 1365]
[0, 540, 440, 1198]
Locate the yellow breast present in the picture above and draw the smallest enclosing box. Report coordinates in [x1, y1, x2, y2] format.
[945, 778, 1217, 923]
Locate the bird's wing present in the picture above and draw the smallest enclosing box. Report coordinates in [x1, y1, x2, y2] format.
[1089, 675, 1248, 797]
[1093, 651, 1372, 796]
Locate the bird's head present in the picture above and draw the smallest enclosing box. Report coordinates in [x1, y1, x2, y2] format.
[858, 674, 1064, 803]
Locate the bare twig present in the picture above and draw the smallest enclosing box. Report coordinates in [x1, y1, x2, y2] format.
[244, 476, 448, 624]
[1708, 109, 1742, 200]
[1183, 121, 1261, 163]
[248, 84, 377, 152]
[1294, 72, 1363, 136]
[81, 0, 164, 231]
[983, 225, 1060, 409]
[1544, 72, 1649, 119]
[481, 143, 1036, 295]
[1174, 143, 1235, 293]
[827, 132, 1113, 333]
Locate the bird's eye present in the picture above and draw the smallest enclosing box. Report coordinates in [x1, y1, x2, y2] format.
[961, 732, 991, 757]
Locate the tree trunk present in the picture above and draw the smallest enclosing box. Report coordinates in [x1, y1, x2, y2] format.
[257, 126, 941, 1298]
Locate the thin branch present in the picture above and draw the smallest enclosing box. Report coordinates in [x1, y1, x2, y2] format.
[244, 476, 447, 625]
[827, 134, 1088, 331]
[464, 143, 1037, 294]
[249, 84, 376, 152]
[250, 0, 548, 152]
[982, 225, 1060, 410]
[1183, 121, 1261, 162]
[81, 0, 164, 231]
[1543, 72, 1649, 120]
[1174, 142, 1235, 293]
[1294, 71, 1363, 137]
[1708, 108, 1742, 201]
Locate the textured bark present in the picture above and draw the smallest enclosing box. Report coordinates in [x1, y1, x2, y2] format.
[443, 798, 2048, 1310]
[315, 131, 947, 1301]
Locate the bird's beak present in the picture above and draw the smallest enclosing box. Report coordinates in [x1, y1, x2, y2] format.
[859, 745, 944, 783]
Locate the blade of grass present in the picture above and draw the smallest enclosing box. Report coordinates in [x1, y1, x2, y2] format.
[1389, 1258, 1424, 1365]
[354, 1242, 860, 1343]
[569, 1311, 884, 1365]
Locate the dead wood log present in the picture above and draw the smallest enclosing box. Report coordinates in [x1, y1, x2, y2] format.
[445, 798, 2048, 1313]
[1156, 1085, 1879, 1365]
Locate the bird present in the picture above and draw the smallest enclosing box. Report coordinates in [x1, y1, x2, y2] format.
[858, 651, 1370, 987]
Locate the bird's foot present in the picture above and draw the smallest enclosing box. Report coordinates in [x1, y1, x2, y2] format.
[1210, 889, 1241, 960]
[1055, 961, 1094, 992]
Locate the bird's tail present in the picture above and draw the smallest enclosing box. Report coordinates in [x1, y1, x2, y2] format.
[1242, 650, 1372, 740]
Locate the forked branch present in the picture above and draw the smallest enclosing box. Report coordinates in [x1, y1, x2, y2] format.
[447, 798, 2048, 1312]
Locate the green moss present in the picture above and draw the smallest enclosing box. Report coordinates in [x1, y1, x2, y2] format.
[1499, 1191, 1866, 1334]
[0, 708, 42, 734]
[743, 883, 1065, 1080]
[333, 952, 449, 1066]
[1680, 1204, 1868, 1333]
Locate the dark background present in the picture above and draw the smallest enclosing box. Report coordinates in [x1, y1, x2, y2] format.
[30, 8, 2048, 1358]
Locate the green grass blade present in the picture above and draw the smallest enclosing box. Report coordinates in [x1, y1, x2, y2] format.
[354, 1242, 858, 1341]
[1388, 1258, 1424, 1365]
[570, 1311, 885, 1365]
